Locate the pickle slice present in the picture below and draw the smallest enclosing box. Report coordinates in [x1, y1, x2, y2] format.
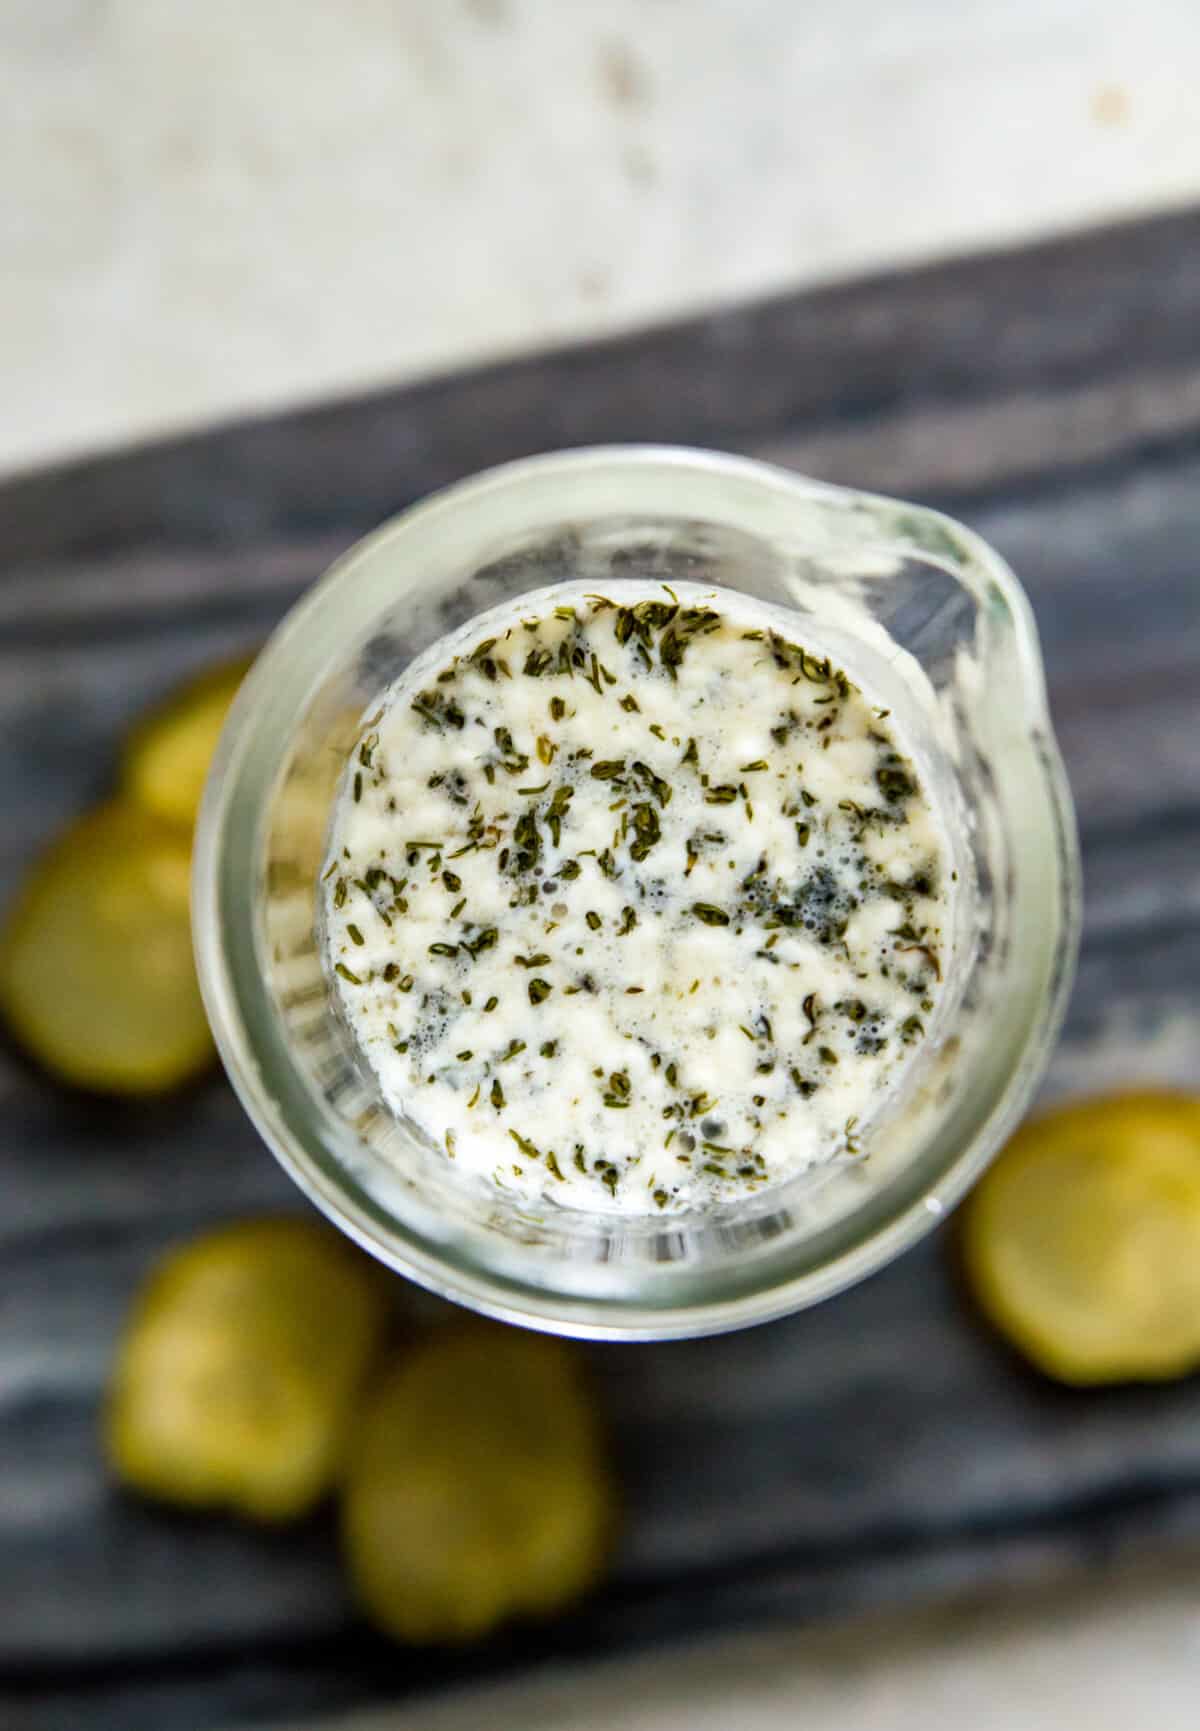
[342, 1329, 615, 1642]
[106, 1219, 388, 1521]
[122, 654, 253, 829]
[0, 801, 214, 1094]
[962, 1092, 1200, 1384]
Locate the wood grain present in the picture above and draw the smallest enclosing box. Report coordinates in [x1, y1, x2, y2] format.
[2, 207, 1199, 1730]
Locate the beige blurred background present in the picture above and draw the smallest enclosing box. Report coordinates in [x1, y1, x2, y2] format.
[4, 0, 1200, 474]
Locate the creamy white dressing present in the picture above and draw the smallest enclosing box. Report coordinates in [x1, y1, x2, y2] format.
[322, 580, 954, 1215]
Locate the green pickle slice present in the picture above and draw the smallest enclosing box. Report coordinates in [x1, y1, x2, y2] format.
[963, 1092, 1200, 1384]
[342, 1328, 616, 1642]
[0, 801, 214, 1094]
[122, 654, 253, 829]
[106, 1219, 388, 1520]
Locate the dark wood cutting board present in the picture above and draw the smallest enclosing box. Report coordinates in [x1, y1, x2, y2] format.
[2, 208, 1199, 1731]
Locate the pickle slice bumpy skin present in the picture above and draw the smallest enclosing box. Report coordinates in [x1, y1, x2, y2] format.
[106, 1220, 388, 1521]
[0, 801, 214, 1094]
[962, 1092, 1200, 1385]
[342, 1328, 616, 1642]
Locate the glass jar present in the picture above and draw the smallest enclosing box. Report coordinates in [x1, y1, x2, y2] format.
[193, 447, 1080, 1339]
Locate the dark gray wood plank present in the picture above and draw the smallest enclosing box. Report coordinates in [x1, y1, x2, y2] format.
[2, 207, 1200, 1729]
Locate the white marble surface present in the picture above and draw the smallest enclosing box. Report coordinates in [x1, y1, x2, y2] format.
[3, 0, 1200, 474]
[290, 1560, 1200, 1731]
